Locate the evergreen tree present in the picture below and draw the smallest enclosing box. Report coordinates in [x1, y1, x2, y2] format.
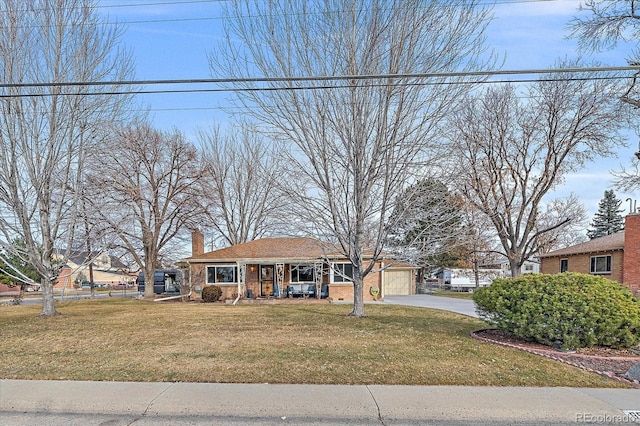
[0, 240, 41, 287]
[387, 178, 463, 280]
[587, 190, 625, 239]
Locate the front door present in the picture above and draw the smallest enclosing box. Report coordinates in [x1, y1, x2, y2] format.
[260, 265, 275, 297]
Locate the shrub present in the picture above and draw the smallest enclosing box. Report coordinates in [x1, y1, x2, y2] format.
[473, 273, 640, 350]
[201, 285, 222, 303]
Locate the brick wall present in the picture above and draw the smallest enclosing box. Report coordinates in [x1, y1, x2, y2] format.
[541, 212, 640, 297]
[190, 261, 386, 302]
[328, 270, 382, 302]
[540, 251, 623, 283]
[328, 284, 353, 301]
[623, 213, 640, 296]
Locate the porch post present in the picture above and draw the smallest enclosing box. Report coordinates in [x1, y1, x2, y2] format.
[238, 262, 246, 298]
[276, 263, 284, 298]
[314, 262, 322, 299]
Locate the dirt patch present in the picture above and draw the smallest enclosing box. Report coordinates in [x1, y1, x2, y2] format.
[472, 328, 640, 387]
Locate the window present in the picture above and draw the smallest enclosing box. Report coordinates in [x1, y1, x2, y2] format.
[290, 264, 315, 283]
[590, 255, 612, 274]
[207, 265, 237, 284]
[331, 263, 353, 283]
[560, 259, 568, 273]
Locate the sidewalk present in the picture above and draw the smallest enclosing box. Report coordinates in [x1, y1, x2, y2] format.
[1, 380, 639, 424]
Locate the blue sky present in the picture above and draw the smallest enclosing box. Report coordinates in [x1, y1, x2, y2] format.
[99, 0, 638, 217]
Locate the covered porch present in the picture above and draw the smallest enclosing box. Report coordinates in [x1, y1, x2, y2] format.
[207, 261, 329, 300]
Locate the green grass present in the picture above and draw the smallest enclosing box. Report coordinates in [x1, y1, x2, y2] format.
[0, 298, 627, 387]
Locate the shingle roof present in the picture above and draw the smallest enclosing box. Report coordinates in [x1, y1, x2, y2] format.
[186, 237, 335, 262]
[539, 231, 625, 258]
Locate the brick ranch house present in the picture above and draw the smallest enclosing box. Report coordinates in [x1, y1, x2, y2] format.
[539, 213, 640, 297]
[181, 231, 416, 302]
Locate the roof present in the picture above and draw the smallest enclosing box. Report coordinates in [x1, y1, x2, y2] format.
[184, 237, 417, 269]
[186, 237, 334, 262]
[55, 249, 128, 270]
[539, 231, 625, 258]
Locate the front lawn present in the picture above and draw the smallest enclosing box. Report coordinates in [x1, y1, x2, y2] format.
[0, 299, 626, 387]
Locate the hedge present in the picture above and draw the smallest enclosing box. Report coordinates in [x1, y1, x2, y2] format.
[473, 273, 640, 350]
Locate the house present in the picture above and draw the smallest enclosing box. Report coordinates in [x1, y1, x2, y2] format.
[539, 213, 640, 296]
[0, 250, 135, 295]
[500, 259, 540, 276]
[181, 230, 416, 302]
[54, 250, 136, 290]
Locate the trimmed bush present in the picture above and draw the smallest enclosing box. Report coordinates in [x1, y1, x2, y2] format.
[473, 273, 640, 350]
[201, 285, 222, 303]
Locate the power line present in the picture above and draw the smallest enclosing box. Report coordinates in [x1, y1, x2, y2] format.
[0, 0, 582, 28]
[1, 65, 637, 92]
[99, 0, 226, 9]
[0, 73, 634, 99]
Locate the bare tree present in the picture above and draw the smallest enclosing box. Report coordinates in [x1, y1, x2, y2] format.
[213, 0, 494, 316]
[568, 0, 640, 189]
[535, 194, 589, 254]
[0, 0, 134, 315]
[198, 124, 291, 247]
[456, 204, 501, 288]
[568, 1, 640, 54]
[446, 70, 625, 277]
[86, 123, 206, 298]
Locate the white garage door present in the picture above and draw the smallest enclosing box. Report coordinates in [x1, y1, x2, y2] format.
[383, 270, 413, 295]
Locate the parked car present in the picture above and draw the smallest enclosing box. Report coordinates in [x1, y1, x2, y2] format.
[80, 282, 102, 289]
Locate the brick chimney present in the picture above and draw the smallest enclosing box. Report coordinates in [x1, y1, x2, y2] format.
[191, 229, 205, 257]
[622, 213, 640, 296]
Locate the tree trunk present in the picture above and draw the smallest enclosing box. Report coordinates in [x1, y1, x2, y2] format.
[510, 260, 520, 278]
[40, 278, 57, 316]
[350, 272, 366, 318]
[89, 263, 95, 298]
[473, 259, 480, 288]
[143, 264, 156, 299]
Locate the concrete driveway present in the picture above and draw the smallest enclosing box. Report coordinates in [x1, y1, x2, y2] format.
[383, 294, 479, 318]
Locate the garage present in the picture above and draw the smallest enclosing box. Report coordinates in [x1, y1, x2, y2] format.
[383, 269, 414, 295]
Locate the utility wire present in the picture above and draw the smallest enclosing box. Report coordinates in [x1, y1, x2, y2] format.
[0, 74, 634, 98]
[8, 0, 578, 13]
[0, 0, 583, 28]
[1, 65, 637, 91]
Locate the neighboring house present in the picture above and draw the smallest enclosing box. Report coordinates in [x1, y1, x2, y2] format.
[0, 251, 135, 294]
[54, 250, 136, 290]
[500, 259, 540, 276]
[181, 231, 416, 302]
[539, 213, 640, 297]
